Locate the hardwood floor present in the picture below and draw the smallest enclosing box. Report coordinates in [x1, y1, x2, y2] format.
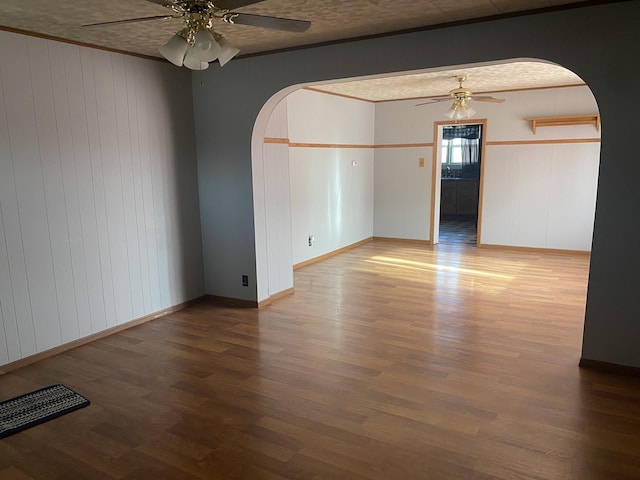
[1, 239, 640, 479]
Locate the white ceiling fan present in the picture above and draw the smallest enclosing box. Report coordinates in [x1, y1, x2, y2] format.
[416, 74, 505, 119]
[83, 0, 311, 70]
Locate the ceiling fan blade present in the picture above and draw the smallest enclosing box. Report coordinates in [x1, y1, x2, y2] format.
[83, 15, 176, 27]
[215, 0, 267, 9]
[472, 96, 505, 103]
[144, 0, 176, 6]
[227, 13, 311, 32]
[415, 98, 451, 106]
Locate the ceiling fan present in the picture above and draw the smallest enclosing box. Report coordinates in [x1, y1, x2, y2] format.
[416, 74, 505, 120]
[83, 0, 311, 70]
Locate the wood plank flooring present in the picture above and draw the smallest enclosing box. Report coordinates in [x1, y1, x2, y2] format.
[1, 239, 640, 479]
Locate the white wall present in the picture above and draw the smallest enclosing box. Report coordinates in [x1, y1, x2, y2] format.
[374, 147, 433, 240]
[373, 85, 600, 250]
[482, 143, 599, 250]
[253, 98, 293, 302]
[0, 31, 203, 365]
[287, 89, 374, 265]
[373, 99, 434, 240]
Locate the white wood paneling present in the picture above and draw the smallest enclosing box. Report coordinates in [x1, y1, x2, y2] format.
[264, 98, 289, 140]
[94, 50, 132, 328]
[0, 30, 203, 366]
[287, 89, 375, 265]
[48, 41, 83, 344]
[0, 45, 24, 362]
[546, 144, 599, 250]
[79, 47, 112, 333]
[373, 147, 433, 240]
[373, 84, 600, 250]
[288, 89, 375, 145]
[481, 143, 599, 250]
[1, 33, 42, 357]
[29, 37, 74, 348]
[264, 143, 293, 293]
[289, 147, 374, 265]
[375, 99, 438, 145]
[482, 146, 552, 248]
[0, 203, 16, 363]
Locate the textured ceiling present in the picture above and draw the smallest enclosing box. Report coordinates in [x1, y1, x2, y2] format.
[0, 0, 591, 100]
[0, 0, 588, 58]
[308, 61, 585, 102]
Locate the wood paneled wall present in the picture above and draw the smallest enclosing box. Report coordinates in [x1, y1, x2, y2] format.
[0, 31, 204, 366]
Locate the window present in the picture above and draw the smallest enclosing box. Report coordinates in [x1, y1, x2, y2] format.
[440, 124, 482, 166]
[441, 137, 464, 165]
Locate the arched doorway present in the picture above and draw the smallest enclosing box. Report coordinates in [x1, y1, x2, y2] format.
[251, 60, 600, 305]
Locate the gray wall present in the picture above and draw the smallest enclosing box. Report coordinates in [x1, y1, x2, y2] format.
[192, 1, 640, 367]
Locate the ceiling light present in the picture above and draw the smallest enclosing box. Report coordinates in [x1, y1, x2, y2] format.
[156, 5, 240, 72]
[194, 29, 221, 62]
[84, 1, 310, 71]
[159, 26, 240, 70]
[445, 99, 476, 120]
[159, 34, 189, 67]
[217, 37, 241, 67]
[183, 46, 210, 70]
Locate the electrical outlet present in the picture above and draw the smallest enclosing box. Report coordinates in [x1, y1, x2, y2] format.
[308, 235, 314, 246]
[242, 275, 248, 287]
[418, 157, 425, 167]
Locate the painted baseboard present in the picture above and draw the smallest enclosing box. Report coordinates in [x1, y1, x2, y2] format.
[205, 295, 259, 309]
[0, 296, 208, 375]
[258, 287, 295, 309]
[373, 237, 431, 245]
[293, 237, 373, 270]
[579, 358, 640, 376]
[477, 243, 590, 255]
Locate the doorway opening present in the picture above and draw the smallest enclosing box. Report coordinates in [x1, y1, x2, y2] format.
[431, 119, 487, 246]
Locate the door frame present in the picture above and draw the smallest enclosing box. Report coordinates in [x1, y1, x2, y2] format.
[429, 118, 488, 246]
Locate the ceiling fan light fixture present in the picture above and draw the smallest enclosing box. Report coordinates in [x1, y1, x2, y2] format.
[445, 98, 476, 120]
[83, 1, 311, 70]
[159, 34, 189, 67]
[465, 105, 477, 118]
[194, 29, 221, 62]
[444, 104, 457, 119]
[217, 37, 240, 67]
[183, 47, 210, 70]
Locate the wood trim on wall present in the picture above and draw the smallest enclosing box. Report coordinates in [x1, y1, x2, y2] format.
[303, 87, 374, 103]
[264, 137, 290, 144]
[288, 142, 375, 149]
[486, 138, 600, 146]
[264, 139, 434, 149]
[430, 122, 441, 246]
[374, 143, 433, 149]
[0, 296, 208, 375]
[293, 237, 373, 270]
[265, 138, 599, 148]
[308, 83, 589, 105]
[476, 121, 489, 247]
[430, 119, 488, 247]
